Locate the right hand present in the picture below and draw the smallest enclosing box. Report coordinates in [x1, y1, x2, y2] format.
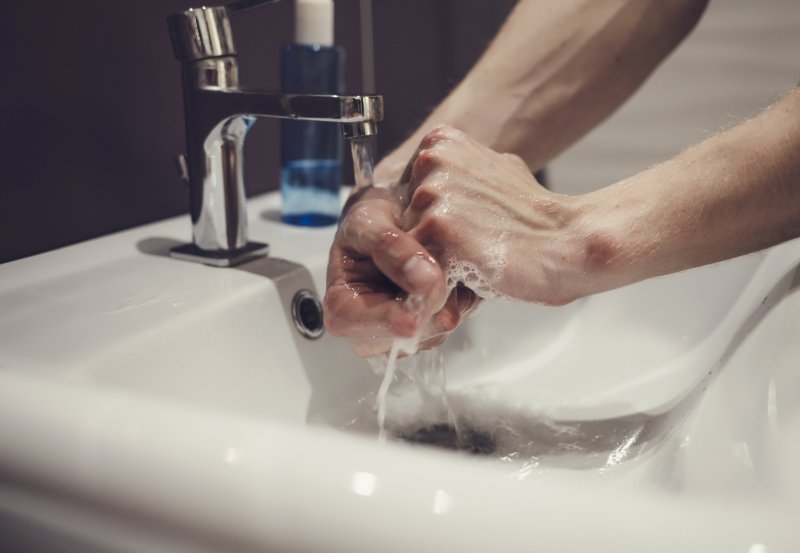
[401, 124, 585, 307]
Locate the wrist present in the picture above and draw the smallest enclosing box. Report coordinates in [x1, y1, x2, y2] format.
[568, 183, 646, 300]
[494, 191, 595, 306]
[523, 190, 629, 305]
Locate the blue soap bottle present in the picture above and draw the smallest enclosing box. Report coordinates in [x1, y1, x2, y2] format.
[280, 0, 345, 226]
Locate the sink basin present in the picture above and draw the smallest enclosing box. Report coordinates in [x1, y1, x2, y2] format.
[1, 191, 799, 552]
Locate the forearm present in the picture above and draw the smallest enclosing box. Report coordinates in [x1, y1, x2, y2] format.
[377, 0, 708, 180]
[573, 88, 800, 297]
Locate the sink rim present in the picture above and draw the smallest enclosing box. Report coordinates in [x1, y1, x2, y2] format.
[1, 369, 798, 553]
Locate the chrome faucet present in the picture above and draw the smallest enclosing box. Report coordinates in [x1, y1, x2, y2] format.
[167, 0, 383, 266]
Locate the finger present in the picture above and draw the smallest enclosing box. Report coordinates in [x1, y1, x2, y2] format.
[333, 286, 481, 357]
[370, 231, 444, 296]
[399, 124, 463, 183]
[350, 336, 395, 358]
[371, 234, 449, 333]
[338, 195, 402, 255]
[426, 284, 481, 335]
[417, 334, 448, 351]
[324, 285, 420, 339]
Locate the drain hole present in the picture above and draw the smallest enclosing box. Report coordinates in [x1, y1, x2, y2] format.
[398, 423, 496, 455]
[292, 290, 324, 339]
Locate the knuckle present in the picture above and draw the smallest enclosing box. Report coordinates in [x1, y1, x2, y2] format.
[421, 335, 447, 351]
[504, 152, 524, 165]
[419, 123, 463, 150]
[348, 202, 372, 221]
[503, 152, 530, 173]
[322, 297, 346, 336]
[417, 213, 450, 243]
[414, 147, 444, 171]
[340, 203, 375, 238]
[409, 148, 446, 185]
[429, 123, 461, 141]
[373, 229, 402, 255]
[408, 184, 440, 212]
[420, 125, 448, 148]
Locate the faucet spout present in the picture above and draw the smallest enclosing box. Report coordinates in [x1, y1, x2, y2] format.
[194, 88, 383, 139]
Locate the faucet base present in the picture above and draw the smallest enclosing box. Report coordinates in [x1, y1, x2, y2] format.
[169, 241, 269, 267]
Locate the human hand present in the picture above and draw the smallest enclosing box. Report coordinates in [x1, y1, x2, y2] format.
[325, 124, 584, 357]
[323, 185, 480, 357]
[401, 124, 584, 306]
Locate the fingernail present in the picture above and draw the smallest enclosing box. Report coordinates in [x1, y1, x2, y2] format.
[403, 255, 438, 289]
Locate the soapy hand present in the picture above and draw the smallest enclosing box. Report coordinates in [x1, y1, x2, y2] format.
[324, 184, 480, 357]
[402, 124, 583, 306]
[324, 124, 582, 357]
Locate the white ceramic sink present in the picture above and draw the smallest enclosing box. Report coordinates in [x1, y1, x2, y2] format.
[1, 191, 799, 552]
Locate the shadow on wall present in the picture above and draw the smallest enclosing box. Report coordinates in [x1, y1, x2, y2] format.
[0, 0, 514, 265]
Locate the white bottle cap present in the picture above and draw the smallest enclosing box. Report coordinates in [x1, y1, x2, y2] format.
[296, 0, 334, 46]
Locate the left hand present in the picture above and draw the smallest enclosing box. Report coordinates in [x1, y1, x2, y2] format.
[324, 185, 465, 357]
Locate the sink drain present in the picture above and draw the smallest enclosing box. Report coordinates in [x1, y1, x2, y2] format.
[291, 290, 324, 339]
[399, 423, 495, 455]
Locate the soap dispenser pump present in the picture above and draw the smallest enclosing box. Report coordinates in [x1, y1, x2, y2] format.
[280, 0, 346, 226]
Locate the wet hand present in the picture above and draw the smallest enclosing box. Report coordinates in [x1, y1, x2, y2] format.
[324, 185, 473, 357]
[402, 124, 583, 306]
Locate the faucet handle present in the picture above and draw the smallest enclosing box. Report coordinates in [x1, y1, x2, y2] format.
[168, 7, 236, 62]
[167, 1, 281, 62]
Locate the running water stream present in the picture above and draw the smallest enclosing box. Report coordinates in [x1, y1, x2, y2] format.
[351, 136, 376, 192]
[350, 137, 442, 440]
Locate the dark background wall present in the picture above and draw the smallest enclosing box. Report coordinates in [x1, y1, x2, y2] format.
[0, 0, 514, 264]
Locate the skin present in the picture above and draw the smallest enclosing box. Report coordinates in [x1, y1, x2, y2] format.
[403, 92, 800, 306]
[324, 0, 800, 357]
[325, 184, 478, 356]
[374, 0, 711, 181]
[577, 89, 800, 294]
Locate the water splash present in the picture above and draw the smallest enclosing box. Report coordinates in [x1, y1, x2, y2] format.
[342, 367, 701, 482]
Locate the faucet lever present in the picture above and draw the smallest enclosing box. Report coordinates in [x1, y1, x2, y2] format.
[168, 0, 283, 62]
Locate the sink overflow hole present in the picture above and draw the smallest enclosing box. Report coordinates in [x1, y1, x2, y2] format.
[292, 290, 324, 339]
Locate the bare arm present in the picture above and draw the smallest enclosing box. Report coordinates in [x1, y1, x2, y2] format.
[376, 0, 709, 181]
[397, 89, 800, 310]
[568, 88, 800, 299]
[324, 0, 713, 356]
[327, 89, 800, 356]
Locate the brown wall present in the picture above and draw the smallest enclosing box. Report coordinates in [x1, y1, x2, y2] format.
[0, 0, 514, 264]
